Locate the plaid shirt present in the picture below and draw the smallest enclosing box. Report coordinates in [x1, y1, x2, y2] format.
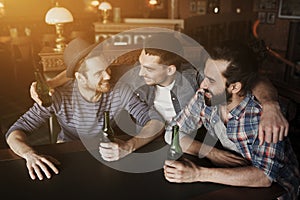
[173, 90, 300, 200]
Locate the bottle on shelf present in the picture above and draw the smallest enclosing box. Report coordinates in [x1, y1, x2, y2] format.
[167, 124, 183, 160]
[100, 111, 115, 143]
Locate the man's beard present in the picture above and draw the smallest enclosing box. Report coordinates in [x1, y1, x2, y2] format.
[96, 81, 110, 93]
[203, 88, 232, 106]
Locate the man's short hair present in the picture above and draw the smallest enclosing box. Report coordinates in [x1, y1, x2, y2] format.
[143, 33, 186, 69]
[210, 41, 259, 96]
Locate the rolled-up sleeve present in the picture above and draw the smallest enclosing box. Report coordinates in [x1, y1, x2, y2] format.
[5, 103, 53, 138]
[251, 139, 284, 181]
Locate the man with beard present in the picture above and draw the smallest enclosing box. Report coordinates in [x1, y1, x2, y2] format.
[163, 42, 300, 200]
[30, 33, 289, 167]
[5, 37, 164, 181]
[134, 34, 288, 161]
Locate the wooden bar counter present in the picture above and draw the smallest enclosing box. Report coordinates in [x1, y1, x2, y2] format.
[0, 139, 285, 199]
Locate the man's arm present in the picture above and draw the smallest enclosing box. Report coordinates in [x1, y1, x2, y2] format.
[164, 159, 271, 187]
[99, 119, 164, 161]
[31, 70, 71, 105]
[6, 130, 60, 180]
[46, 70, 71, 89]
[252, 76, 289, 144]
[125, 119, 165, 152]
[180, 135, 250, 167]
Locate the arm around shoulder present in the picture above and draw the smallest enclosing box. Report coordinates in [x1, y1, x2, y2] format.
[252, 76, 289, 144]
[47, 70, 71, 89]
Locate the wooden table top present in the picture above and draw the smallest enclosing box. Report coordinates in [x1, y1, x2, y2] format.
[0, 140, 285, 200]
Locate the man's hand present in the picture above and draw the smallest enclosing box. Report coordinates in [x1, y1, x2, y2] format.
[23, 151, 60, 180]
[259, 102, 289, 145]
[30, 82, 54, 106]
[163, 158, 201, 183]
[99, 138, 132, 161]
[207, 148, 250, 167]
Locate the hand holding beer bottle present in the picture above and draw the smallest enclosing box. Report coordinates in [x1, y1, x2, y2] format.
[31, 45, 53, 107]
[34, 68, 52, 107]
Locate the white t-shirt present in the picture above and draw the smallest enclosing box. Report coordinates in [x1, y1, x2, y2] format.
[154, 81, 176, 122]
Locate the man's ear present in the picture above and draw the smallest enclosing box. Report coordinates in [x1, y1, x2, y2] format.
[229, 82, 242, 94]
[75, 72, 87, 84]
[167, 65, 176, 76]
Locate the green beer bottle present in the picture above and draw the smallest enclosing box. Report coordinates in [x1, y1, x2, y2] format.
[101, 111, 115, 143]
[34, 69, 52, 107]
[167, 124, 183, 160]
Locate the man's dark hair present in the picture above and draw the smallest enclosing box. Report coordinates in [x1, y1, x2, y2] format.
[210, 41, 259, 96]
[143, 33, 186, 69]
[144, 48, 184, 69]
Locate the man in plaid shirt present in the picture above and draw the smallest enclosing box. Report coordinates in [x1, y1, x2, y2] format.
[163, 42, 300, 200]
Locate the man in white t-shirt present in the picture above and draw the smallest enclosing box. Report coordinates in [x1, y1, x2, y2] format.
[30, 33, 289, 166]
[131, 34, 289, 165]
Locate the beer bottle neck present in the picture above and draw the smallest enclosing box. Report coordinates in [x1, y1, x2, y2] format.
[103, 111, 110, 129]
[171, 131, 180, 147]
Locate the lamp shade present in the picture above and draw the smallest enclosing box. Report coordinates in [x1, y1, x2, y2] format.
[149, 0, 158, 5]
[0, 2, 5, 18]
[90, 0, 100, 7]
[45, 6, 74, 24]
[98, 2, 112, 10]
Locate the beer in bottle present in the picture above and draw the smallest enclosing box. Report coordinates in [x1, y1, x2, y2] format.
[167, 124, 183, 160]
[100, 111, 115, 143]
[34, 69, 52, 107]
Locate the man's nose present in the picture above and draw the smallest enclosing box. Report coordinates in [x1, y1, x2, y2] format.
[139, 66, 145, 77]
[103, 70, 111, 80]
[200, 78, 208, 89]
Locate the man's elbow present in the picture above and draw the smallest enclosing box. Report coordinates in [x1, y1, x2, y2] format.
[6, 130, 25, 145]
[258, 176, 272, 187]
[6, 131, 14, 145]
[151, 119, 165, 130]
[145, 119, 165, 138]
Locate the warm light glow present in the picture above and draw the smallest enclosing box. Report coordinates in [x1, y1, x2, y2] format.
[236, 8, 241, 14]
[98, 1, 112, 24]
[45, 4, 74, 52]
[45, 6, 74, 24]
[91, 0, 100, 7]
[149, 0, 158, 5]
[98, 2, 112, 10]
[0, 2, 4, 18]
[213, 7, 219, 14]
